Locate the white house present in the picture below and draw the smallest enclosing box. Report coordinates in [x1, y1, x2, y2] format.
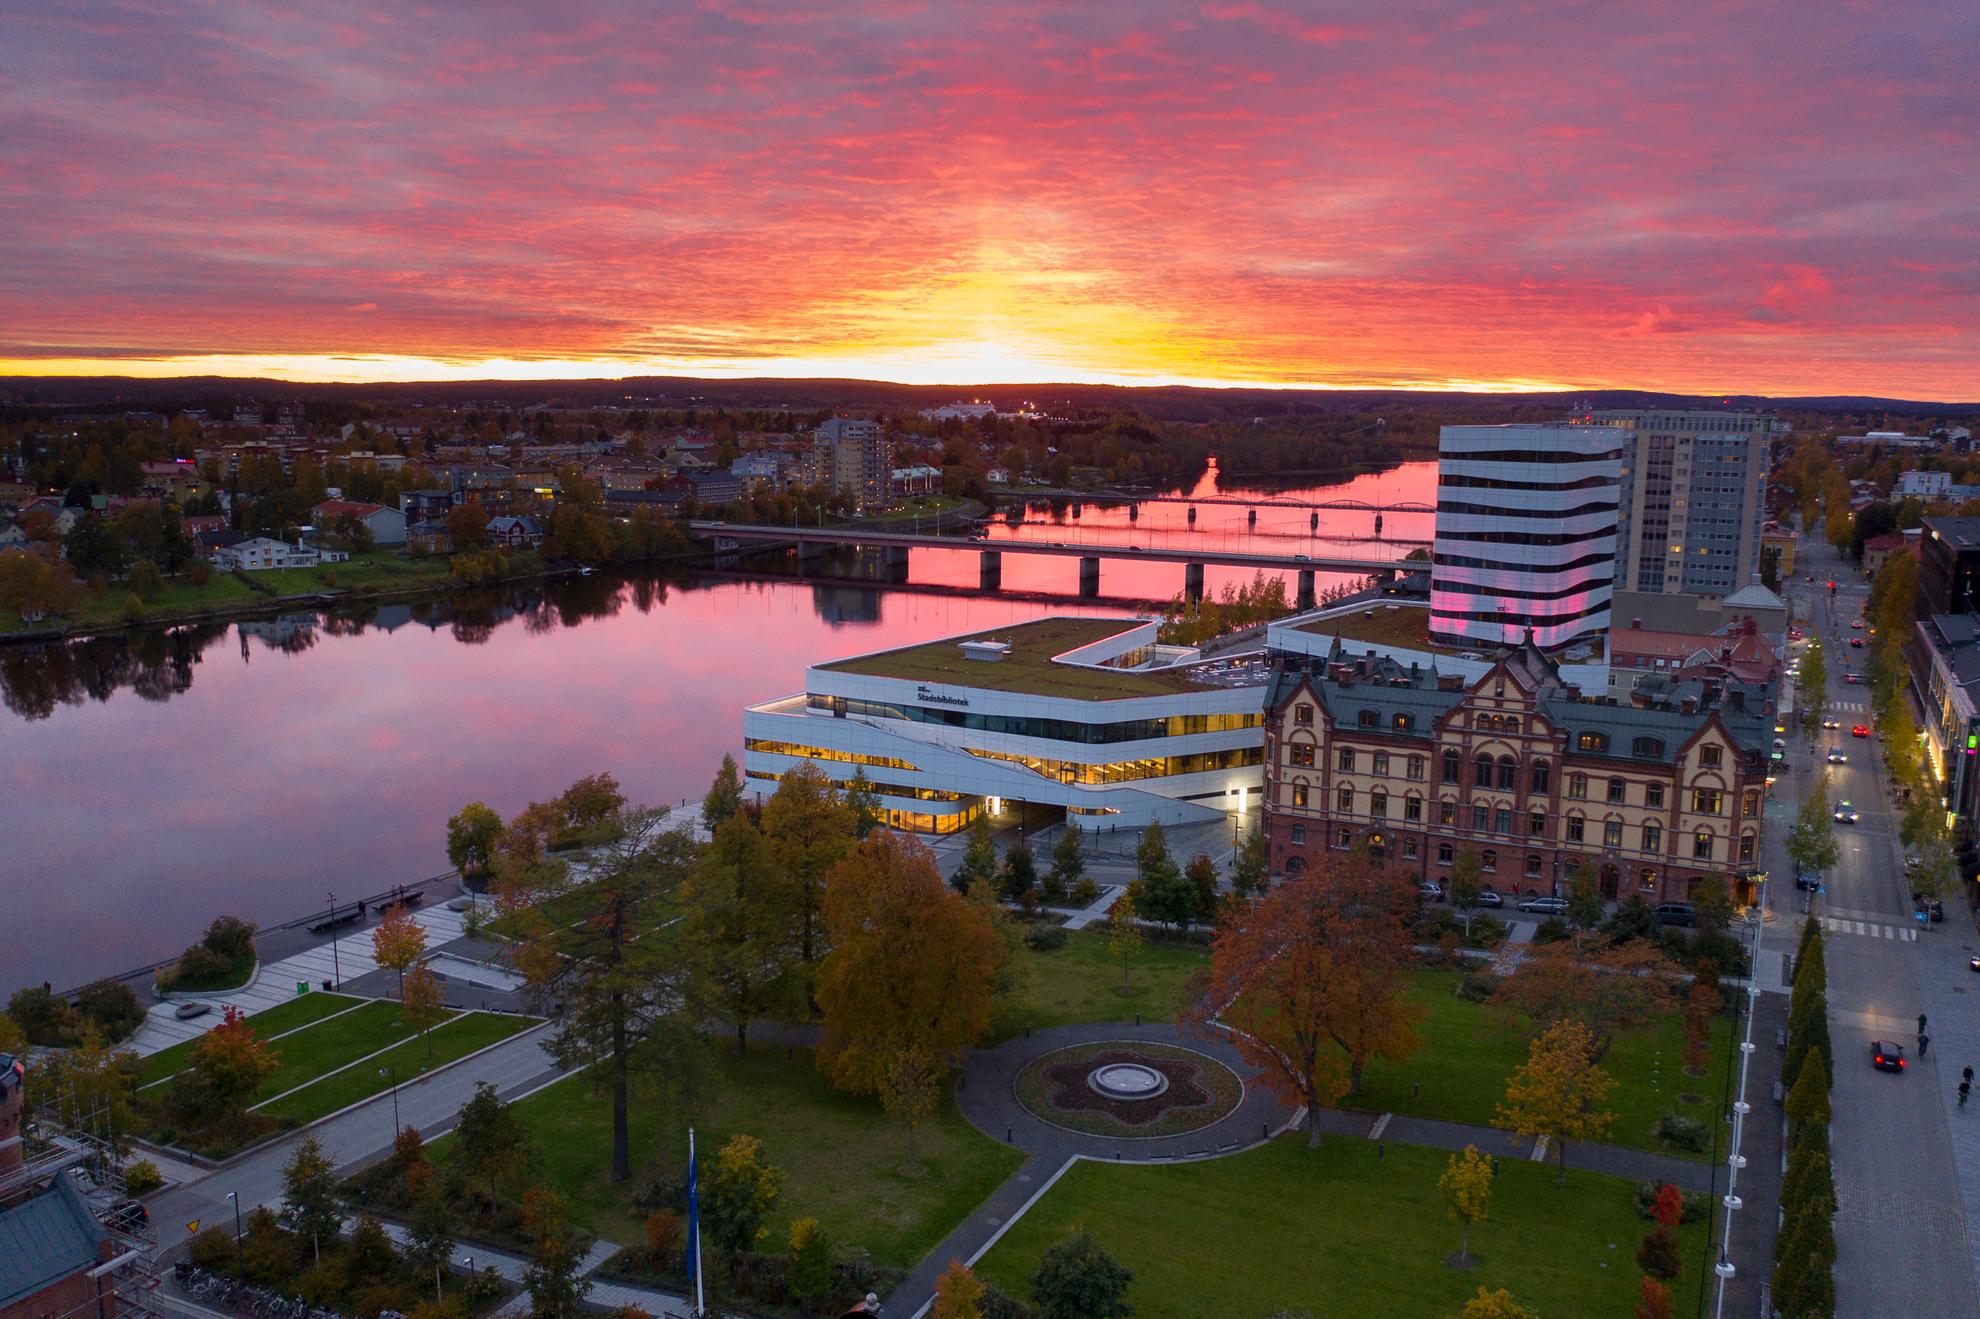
[210, 537, 347, 571]
[312, 498, 407, 545]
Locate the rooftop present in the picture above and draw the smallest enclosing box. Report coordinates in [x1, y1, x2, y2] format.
[816, 616, 1220, 699]
[1296, 602, 1604, 660]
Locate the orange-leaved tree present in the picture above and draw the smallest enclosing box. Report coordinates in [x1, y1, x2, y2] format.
[181, 1005, 280, 1122]
[401, 961, 447, 1056]
[371, 901, 427, 999]
[932, 1260, 986, 1319]
[1190, 855, 1422, 1145]
[761, 763, 856, 972]
[816, 830, 1002, 1098]
[1492, 938, 1672, 1060]
[1495, 1017, 1615, 1184]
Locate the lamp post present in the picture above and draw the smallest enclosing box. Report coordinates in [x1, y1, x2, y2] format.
[380, 1064, 401, 1137]
[1710, 873, 1767, 1319]
[326, 891, 342, 990]
[226, 1189, 242, 1248]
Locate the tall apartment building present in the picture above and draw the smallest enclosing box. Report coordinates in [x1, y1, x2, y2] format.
[1594, 409, 1770, 599]
[807, 417, 889, 512]
[1429, 423, 1625, 652]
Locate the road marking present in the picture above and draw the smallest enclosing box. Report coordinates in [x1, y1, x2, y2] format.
[1369, 1113, 1393, 1140]
[1820, 916, 1920, 942]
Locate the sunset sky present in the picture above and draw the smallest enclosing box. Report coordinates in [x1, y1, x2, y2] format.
[3, 1, 1975, 397]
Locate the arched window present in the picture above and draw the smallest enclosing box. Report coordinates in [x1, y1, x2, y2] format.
[1606, 778, 1626, 804]
[1473, 753, 1493, 787]
[1577, 730, 1609, 753]
[1393, 713, 1414, 730]
[1358, 708, 1378, 728]
[1481, 849, 1498, 873]
[1371, 789, 1388, 818]
[1497, 756, 1517, 789]
[1530, 759, 1551, 793]
[1442, 750, 1461, 784]
[1632, 736, 1665, 759]
[1407, 756, 1425, 781]
[1337, 785, 1354, 812]
[1525, 853, 1541, 876]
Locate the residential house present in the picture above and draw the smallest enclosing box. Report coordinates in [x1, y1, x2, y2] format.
[138, 461, 210, 504]
[1862, 530, 1920, 577]
[891, 464, 943, 496]
[486, 515, 543, 549]
[210, 536, 341, 571]
[311, 498, 407, 545]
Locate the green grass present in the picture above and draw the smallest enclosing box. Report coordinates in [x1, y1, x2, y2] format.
[139, 992, 363, 1086]
[818, 616, 1205, 698]
[511, 1044, 1024, 1271]
[975, 1136, 1708, 1319]
[248, 1000, 455, 1104]
[994, 929, 1208, 1040]
[257, 1012, 535, 1125]
[1338, 971, 1733, 1158]
[0, 572, 266, 634]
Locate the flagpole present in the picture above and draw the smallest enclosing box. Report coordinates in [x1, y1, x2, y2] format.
[689, 1127, 705, 1318]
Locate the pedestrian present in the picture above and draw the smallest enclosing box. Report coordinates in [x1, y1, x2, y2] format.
[1920, 1032, 1932, 1059]
[1962, 1080, 1971, 1108]
[1920, 1013, 1930, 1036]
[1964, 1066, 1974, 1087]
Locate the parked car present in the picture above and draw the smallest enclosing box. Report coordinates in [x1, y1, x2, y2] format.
[1476, 888, 1504, 908]
[1833, 801, 1861, 825]
[172, 1002, 210, 1021]
[1418, 881, 1445, 902]
[1871, 1040, 1907, 1073]
[1795, 870, 1822, 892]
[1653, 902, 1696, 928]
[1914, 895, 1945, 922]
[1517, 895, 1568, 915]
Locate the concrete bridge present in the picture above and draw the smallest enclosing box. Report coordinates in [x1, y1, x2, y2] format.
[989, 487, 1435, 536]
[687, 520, 1420, 603]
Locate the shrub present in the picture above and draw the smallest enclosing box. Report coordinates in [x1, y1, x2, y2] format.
[189, 1226, 237, 1270]
[202, 916, 258, 962]
[1637, 1225, 1683, 1281]
[7, 985, 78, 1046]
[1071, 877, 1100, 905]
[1635, 1182, 1711, 1223]
[1654, 1113, 1709, 1153]
[644, 1209, 682, 1267]
[77, 979, 144, 1042]
[1456, 972, 1501, 1004]
[122, 593, 145, 622]
[187, 557, 213, 587]
[1023, 925, 1068, 952]
[123, 1160, 163, 1195]
[1531, 916, 1571, 944]
[1465, 915, 1508, 948]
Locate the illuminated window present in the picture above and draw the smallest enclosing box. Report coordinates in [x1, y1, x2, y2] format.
[1481, 850, 1498, 873]
[1568, 774, 1588, 800]
[1604, 820, 1623, 848]
[1408, 756, 1425, 781]
[1692, 788, 1723, 815]
[1293, 782, 1309, 809]
[1373, 753, 1390, 777]
[1694, 831, 1714, 860]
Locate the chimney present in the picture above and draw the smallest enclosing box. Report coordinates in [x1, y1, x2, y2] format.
[1632, 618, 1642, 629]
[1681, 695, 1699, 715]
[0, 1054, 24, 1177]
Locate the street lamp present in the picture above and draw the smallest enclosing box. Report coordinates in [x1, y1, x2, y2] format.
[226, 1189, 242, 1249]
[1709, 876, 1767, 1319]
[380, 1064, 401, 1136]
[326, 891, 342, 989]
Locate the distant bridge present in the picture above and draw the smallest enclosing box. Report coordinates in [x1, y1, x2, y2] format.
[688, 521, 1423, 603]
[995, 487, 1438, 516]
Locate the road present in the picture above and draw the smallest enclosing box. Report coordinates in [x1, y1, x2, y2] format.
[1782, 534, 1980, 1316]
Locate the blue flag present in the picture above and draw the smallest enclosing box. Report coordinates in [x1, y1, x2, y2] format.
[686, 1128, 702, 1306]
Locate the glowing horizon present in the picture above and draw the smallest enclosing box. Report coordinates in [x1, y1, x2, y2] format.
[3, 3, 1977, 399]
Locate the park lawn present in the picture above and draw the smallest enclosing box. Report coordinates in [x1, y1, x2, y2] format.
[975, 1135, 1710, 1319]
[253, 549, 459, 596]
[248, 1000, 455, 1104]
[992, 929, 1208, 1041]
[1, 572, 265, 634]
[511, 1044, 1024, 1272]
[138, 992, 363, 1086]
[257, 1012, 534, 1124]
[1339, 971, 1734, 1158]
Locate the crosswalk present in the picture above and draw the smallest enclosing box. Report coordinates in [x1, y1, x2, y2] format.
[1819, 915, 1920, 942]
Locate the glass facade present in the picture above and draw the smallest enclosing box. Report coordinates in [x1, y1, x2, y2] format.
[807, 693, 1261, 744]
[968, 745, 1263, 785]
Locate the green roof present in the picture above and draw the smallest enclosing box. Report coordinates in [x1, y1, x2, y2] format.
[816, 617, 1212, 700]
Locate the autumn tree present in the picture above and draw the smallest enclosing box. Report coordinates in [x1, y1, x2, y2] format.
[401, 961, 447, 1056]
[1439, 1144, 1494, 1267]
[176, 1005, 279, 1122]
[1448, 847, 1483, 937]
[1107, 890, 1141, 994]
[702, 1133, 784, 1256]
[1492, 939, 1671, 1059]
[1634, 1277, 1674, 1319]
[510, 795, 702, 1183]
[521, 1186, 591, 1318]
[371, 901, 427, 998]
[703, 754, 744, 831]
[1192, 858, 1423, 1144]
[816, 831, 1002, 1098]
[280, 1135, 343, 1267]
[1495, 1018, 1616, 1184]
[446, 802, 504, 878]
[1184, 852, 1220, 922]
[1681, 978, 1720, 1074]
[683, 813, 801, 1054]
[786, 1218, 835, 1318]
[932, 1260, 987, 1319]
[1564, 859, 1605, 940]
[761, 764, 854, 968]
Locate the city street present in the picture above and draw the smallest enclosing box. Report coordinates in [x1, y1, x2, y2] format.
[1781, 534, 1980, 1316]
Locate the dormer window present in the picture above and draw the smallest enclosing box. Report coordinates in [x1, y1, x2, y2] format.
[1358, 709, 1378, 728]
[1577, 731, 1609, 753]
[1393, 713, 1413, 730]
[1632, 736, 1665, 759]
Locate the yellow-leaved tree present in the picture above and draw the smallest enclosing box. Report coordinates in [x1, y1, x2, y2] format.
[1495, 1017, 1615, 1184]
[1439, 1144, 1495, 1267]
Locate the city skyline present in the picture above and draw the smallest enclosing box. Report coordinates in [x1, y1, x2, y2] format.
[4, 2, 1977, 397]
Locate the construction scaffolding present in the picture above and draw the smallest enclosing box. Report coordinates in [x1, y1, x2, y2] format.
[1, 1061, 165, 1319]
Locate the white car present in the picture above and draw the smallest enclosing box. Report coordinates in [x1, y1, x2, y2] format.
[1827, 750, 1847, 764]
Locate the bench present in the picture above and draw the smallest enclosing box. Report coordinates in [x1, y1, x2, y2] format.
[1772, 1080, 1785, 1105]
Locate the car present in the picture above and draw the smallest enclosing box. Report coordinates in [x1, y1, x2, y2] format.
[1852, 724, 1871, 737]
[1850, 637, 1864, 648]
[1846, 673, 1863, 684]
[1833, 801, 1860, 825]
[1970, 954, 1980, 973]
[1914, 895, 1946, 923]
[1851, 618, 1866, 629]
[102, 1199, 148, 1233]
[1518, 895, 1569, 915]
[1823, 718, 1840, 729]
[1872, 1040, 1907, 1072]
[1294, 553, 1310, 562]
[1653, 902, 1696, 927]
[1418, 881, 1445, 902]
[1772, 737, 1788, 751]
[1827, 750, 1848, 764]
[1476, 889, 1504, 908]
[173, 1002, 210, 1021]
[1795, 870, 1822, 892]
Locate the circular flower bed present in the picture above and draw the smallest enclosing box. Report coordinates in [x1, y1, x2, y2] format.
[1014, 1041, 1243, 1139]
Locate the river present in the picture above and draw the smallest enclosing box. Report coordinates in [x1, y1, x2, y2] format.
[0, 461, 1436, 992]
